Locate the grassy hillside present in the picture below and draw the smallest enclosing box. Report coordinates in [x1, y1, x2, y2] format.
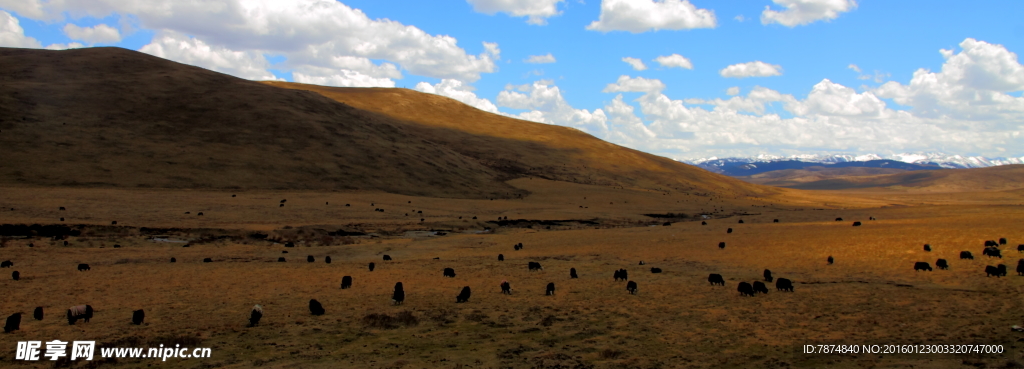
[785, 164, 1024, 192]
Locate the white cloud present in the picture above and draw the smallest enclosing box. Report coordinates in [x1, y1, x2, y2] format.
[139, 32, 280, 81]
[791, 79, 887, 117]
[466, 0, 564, 25]
[44, 42, 85, 50]
[653, 54, 692, 69]
[847, 63, 861, 73]
[622, 57, 647, 71]
[875, 38, 1024, 122]
[602, 75, 666, 94]
[586, 0, 716, 33]
[761, 0, 858, 27]
[524, 53, 556, 64]
[415, 79, 499, 113]
[726, 87, 739, 96]
[294, 70, 394, 88]
[498, 80, 609, 136]
[63, 23, 121, 44]
[734, 15, 746, 22]
[719, 61, 783, 78]
[9, 0, 499, 83]
[0, 10, 41, 48]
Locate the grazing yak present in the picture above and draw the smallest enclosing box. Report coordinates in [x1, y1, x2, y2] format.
[650, 267, 662, 273]
[309, 299, 325, 316]
[960, 251, 974, 260]
[203, 258, 213, 263]
[983, 248, 1002, 258]
[986, 265, 1003, 277]
[170, 257, 176, 263]
[869, 217, 876, 220]
[498, 254, 504, 261]
[614, 269, 629, 281]
[773, 219, 779, 223]
[33, 307, 42, 321]
[727, 228, 733, 234]
[12, 271, 19, 281]
[67, 305, 94, 325]
[546, 282, 556, 296]
[776, 278, 794, 292]
[738, 282, 755, 297]
[738, 219, 744, 224]
[570, 268, 578, 279]
[718, 242, 726, 249]
[763, 269, 773, 282]
[369, 262, 376, 271]
[383, 255, 392, 261]
[528, 262, 543, 271]
[923, 244, 932, 252]
[341, 276, 353, 289]
[936, 259, 949, 270]
[638, 261, 645, 265]
[77, 263, 90, 271]
[278, 257, 286, 262]
[500, 280, 511, 295]
[0, 260, 11, 268]
[132, 309, 145, 325]
[997, 264, 1008, 277]
[708, 274, 725, 286]
[60, 206, 66, 211]
[249, 305, 263, 327]
[443, 268, 456, 278]
[701, 221, 707, 225]
[325, 256, 332, 264]
[4, 313, 21, 333]
[852, 221, 861, 226]
[827, 256, 834, 265]
[985, 240, 998, 247]
[307, 255, 315, 263]
[1017, 260, 1024, 276]
[1018, 244, 1024, 253]
[626, 281, 638, 295]
[392, 283, 405, 305]
[1000, 238, 1008, 245]
[914, 262, 932, 271]
[835, 218, 843, 221]
[753, 281, 769, 294]
[456, 286, 472, 303]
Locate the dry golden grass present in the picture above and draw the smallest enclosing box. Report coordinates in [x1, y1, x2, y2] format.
[775, 165, 1024, 192]
[2, 183, 1024, 368]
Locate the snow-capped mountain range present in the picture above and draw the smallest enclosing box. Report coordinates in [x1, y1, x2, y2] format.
[685, 153, 1024, 172]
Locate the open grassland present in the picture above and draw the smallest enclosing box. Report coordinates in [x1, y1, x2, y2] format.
[2, 183, 1024, 368]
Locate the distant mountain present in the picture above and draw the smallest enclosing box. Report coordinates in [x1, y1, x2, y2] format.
[697, 159, 943, 177]
[689, 153, 1024, 174]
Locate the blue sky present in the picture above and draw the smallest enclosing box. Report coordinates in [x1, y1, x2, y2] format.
[2, 0, 1024, 161]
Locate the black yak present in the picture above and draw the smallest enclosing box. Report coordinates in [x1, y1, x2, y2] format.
[369, 262, 376, 271]
[614, 269, 628, 281]
[738, 282, 755, 297]
[545, 282, 555, 295]
[67, 305, 93, 325]
[341, 276, 352, 289]
[278, 257, 286, 262]
[443, 268, 456, 278]
[170, 257, 176, 263]
[132, 309, 145, 325]
[325, 256, 332, 264]
[249, 305, 263, 327]
[309, 299, 325, 315]
[1018, 244, 1024, 253]
[393, 282, 405, 305]
[827, 256, 834, 265]
[773, 219, 779, 223]
[203, 258, 212, 263]
[650, 267, 662, 273]
[498, 254, 504, 261]
[853, 221, 861, 226]
[638, 261, 645, 265]
[383, 255, 392, 261]
[33, 307, 42, 321]
[500, 280, 511, 295]
[456, 286, 471, 303]
[626, 281, 638, 295]
[12, 271, 18, 280]
[77, 263, 90, 271]
[997, 264, 1008, 277]
[738, 219, 744, 224]
[984, 248, 1002, 258]
[936, 259, 949, 270]
[1017, 260, 1024, 276]
[960, 251, 974, 260]
[763, 269, 773, 282]
[913, 262, 932, 271]
[986, 265, 1001, 277]
[570, 268, 578, 278]
[923, 244, 932, 252]
[718, 242, 726, 249]
[307, 255, 315, 263]
[985, 240, 998, 247]
[4, 313, 21, 333]
[753, 281, 769, 294]
[776, 278, 794, 292]
[528, 262, 543, 271]
[1000, 238, 1007, 245]
[701, 221, 707, 225]
[835, 217, 843, 221]
[708, 273, 725, 286]
[0, 260, 11, 268]
[727, 228, 733, 234]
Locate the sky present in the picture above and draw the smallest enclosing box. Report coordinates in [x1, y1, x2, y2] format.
[2, 0, 1024, 161]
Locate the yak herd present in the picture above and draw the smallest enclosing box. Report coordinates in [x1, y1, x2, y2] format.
[1, 212, 1022, 333]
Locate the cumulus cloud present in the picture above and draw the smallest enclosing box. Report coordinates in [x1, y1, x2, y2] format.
[466, 0, 564, 25]
[140, 32, 280, 81]
[498, 80, 609, 136]
[63, 23, 121, 44]
[586, 0, 716, 33]
[9, 0, 499, 83]
[415, 79, 499, 113]
[719, 61, 783, 78]
[622, 57, 647, 71]
[875, 38, 1024, 122]
[653, 54, 693, 69]
[761, 0, 858, 27]
[524, 53, 556, 64]
[0, 10, 41, 48]
[603, 75, 666, 94]
[726, 86, 739, 96]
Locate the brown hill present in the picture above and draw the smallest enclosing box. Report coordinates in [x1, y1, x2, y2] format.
[737, 166, 911, 187]
[785, 164, 1024, 192]
[0, 46, 772, 199]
